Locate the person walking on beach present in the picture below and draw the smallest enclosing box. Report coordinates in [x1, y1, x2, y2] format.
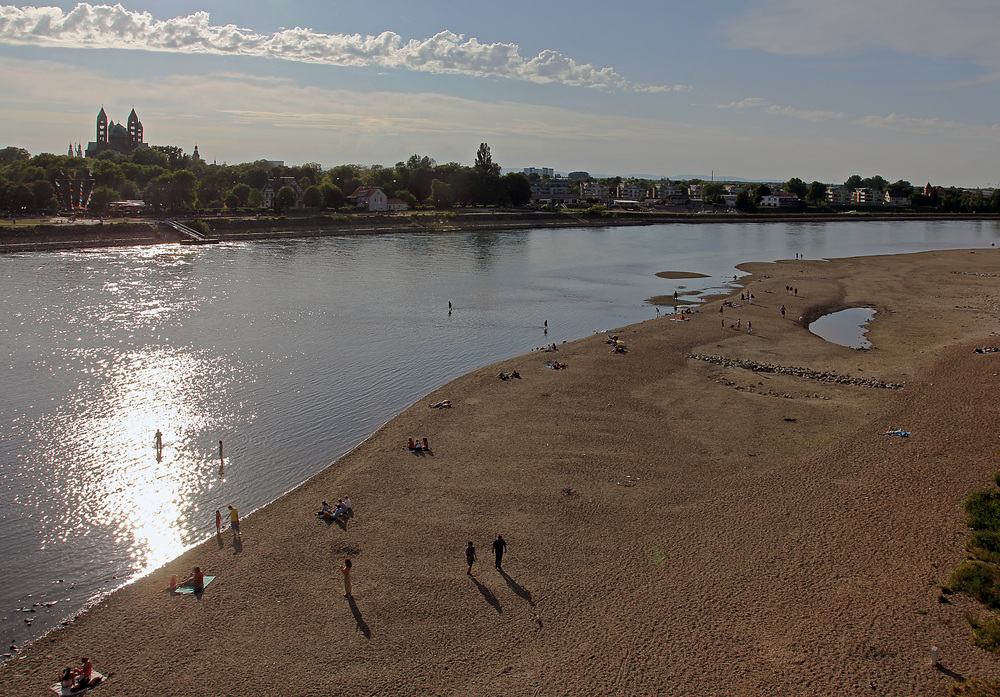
[215, 509, 222, 535]
[780, 304, 786, 318]
[466, 542, 477, 575]
[492, 534, 507, 570]
[228, 505, 241, 541]
[340, 558, 352, 597]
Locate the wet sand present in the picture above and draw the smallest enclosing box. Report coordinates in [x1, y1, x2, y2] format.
[4, 249, 1000, 696]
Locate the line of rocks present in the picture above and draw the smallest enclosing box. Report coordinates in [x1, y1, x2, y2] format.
[686, 353, 904, 389]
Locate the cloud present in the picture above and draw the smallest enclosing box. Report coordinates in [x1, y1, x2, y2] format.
[854, 112, 1000, 140]
[720, 0, 1000, 69]
[0, 3, 682, 92]
[712, 98, 844, 122]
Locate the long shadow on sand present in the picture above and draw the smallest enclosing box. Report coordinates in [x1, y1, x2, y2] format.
[470, 576, 502, 614]
[232, 537, 243, 555]
[347, 596, 371, 638]
[499, 569, 534, 606]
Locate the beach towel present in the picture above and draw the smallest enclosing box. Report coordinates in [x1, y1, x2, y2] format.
[881, 429, 910, 437]
[50, 671, 104, 695]
[174, 575, 216, 594]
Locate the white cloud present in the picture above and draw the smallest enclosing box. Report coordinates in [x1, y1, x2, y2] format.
[720, 0, 1000, 69]
[0, 3, 682, 92]
[712, 98, 843, 122]
[854, 112, 1000, 140]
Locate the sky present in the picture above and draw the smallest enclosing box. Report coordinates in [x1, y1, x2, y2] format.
[1, 1, 999, 186]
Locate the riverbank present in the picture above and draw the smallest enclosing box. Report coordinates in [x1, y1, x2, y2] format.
[2, 209, 998, 253]
[4, 248, 1000, 695]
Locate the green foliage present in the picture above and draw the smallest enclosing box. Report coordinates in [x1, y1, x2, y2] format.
[0, 146, 30, 166]
[274, 185, 297, 212]
[806, 181, 828, 205]
[952, 561, 1000, 608]
[951, 678, 1000, 696]
[88, 185, 119, 213]
[431, 179, 455, 209]
[734, 190, 755, 212]
[786, 177, 808, 198]
[502, 172, 532, 207]
[968, 615, 1000, 653]
[701, 182, 725, 204]
[302, 185, 323, 209]
[585, 204, 608, 217]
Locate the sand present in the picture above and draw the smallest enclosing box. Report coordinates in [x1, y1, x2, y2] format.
[4, 248, 1000, 696]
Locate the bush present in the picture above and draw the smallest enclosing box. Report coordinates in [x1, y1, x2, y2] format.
[952, 561, 1000, 608]
[951, 678, 1000, 696]
[966, 490, 1000, 530]
[968, 615, 1000, 653]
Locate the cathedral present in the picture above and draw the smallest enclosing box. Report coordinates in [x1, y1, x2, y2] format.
[84, 107, 148, 158]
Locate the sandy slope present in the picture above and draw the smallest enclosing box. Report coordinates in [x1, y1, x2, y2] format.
[4, 249, 1000, 696]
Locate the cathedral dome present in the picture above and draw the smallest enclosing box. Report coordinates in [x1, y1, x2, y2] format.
[109, 122, 128, 136]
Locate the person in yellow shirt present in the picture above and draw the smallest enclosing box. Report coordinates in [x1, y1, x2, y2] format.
[228, 505, 241, 541]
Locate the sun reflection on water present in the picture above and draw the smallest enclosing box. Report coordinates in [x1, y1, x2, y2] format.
[31, 346, 252, 574]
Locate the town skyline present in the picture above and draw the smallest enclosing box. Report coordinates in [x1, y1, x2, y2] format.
[2, 1, 1000, 187]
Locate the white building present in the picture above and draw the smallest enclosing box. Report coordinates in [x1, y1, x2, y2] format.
[524, 167, 554, 178]
[759, 192, 800, 208]
[826, 186, 852, 206]
[260, 177, 304, 209]
[348, 186, 389, 212]
[580, 181, 611, 201]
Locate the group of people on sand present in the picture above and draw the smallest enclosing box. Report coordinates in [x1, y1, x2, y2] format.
[605, 335, 628, 354]
[318, 497, 353, 522]
[975, 346, 1000, 354]
[428, 399, 452, 408]
[497, 370, 520, 380]
[541, 343, 559, 352]
[168, 566, 206, 593]
[58, 656, 100, 692]
[407, 437, 431, 451]
[545, 361, 567, 369]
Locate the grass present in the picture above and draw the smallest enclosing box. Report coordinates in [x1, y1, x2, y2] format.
[968, 614, 1000, 652]
[951, 679, 1000, 696]
[951, 561, 1000, 608]
[952, 474, 1000, 656]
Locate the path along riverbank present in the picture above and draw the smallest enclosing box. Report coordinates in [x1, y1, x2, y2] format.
[4, 248, 1000, 695]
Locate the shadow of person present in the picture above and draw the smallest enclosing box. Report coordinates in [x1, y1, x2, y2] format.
[233, 537, 243, 554]
[336, 517, 347, 530]
[347, 596, 371, 638]
[499, 568, 535, 606]
[470, 576, 502, 614]
[216, 532, 224, 550]
[935, 664, 966, 681]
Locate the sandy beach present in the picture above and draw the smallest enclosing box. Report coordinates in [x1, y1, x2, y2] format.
[4, 248, 1000, 696]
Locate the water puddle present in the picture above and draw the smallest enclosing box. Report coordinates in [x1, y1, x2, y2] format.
[809, 307, 875, 349]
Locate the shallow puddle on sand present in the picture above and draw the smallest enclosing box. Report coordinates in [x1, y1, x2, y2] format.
[809, 307, 875, 349]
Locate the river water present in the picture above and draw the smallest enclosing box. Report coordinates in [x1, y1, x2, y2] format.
[2, 219, 998, 653]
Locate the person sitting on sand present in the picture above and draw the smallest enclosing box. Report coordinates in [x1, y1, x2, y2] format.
[511, 370, 520, 379]
[179, 566, 205, 592]
[76, 657, 93, 688]
[167, 574, 179, 591]
[60, 666, 77, 689]
[318, 501, 332, 518]
[498, 372, 508, 380]
[407, 438, 416, 450]
[422, 437, 430, 451]
[343, 496, 352, 515]
[429, 400, 452, 408]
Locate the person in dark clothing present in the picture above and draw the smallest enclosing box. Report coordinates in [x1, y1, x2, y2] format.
[492, 534, 507, 570]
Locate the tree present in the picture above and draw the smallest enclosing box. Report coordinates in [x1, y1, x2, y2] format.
[274, 186, 297, 212]
[303, 185, 323, 209]
[861, 175, 888, 192]
[431, 179, 455, 208]
[244, 166, 269, 190]
[88, 185, 119, 213]
[502, 172, 532, 207]
[701, 182, 725, 204]
[752, 183, 772, 204]
[224, 193, 240, 210]
[0, 146, 30, 166]
[130, 148, 169, 168]
[886, 180, 913, 198]
[806, 181, 828, 205]
[785, 177, 808, 199]
[734, 189, 756, 212]
[474, 143, 500, 177]
[320, 182, 343, 209]
[844, 174, 863, 190]
[230, 183, 252, 206]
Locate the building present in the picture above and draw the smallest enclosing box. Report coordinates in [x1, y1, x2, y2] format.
[618, 180, 646, 200]
[387, 198, 409, 211]
[826, 186, 852, 206]
[529, 178, 580, 206]
[884, 191, 909, 206]
[852, 188, 881, 205]
[655, 184, 689, 203]
[524, 167, 554, 178]
[85, 108, 148, 158]
[348, 186, 389, 212]
[579, 181, 611, 202]
[759, 192, 800, 208]
[261, 177, 305, 209]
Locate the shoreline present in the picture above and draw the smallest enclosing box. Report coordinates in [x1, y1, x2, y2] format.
[4, 248, 1000, 694]
[1, 209, 997, 254]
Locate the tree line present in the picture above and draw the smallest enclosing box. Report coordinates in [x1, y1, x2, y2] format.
[0, 143, 531, 215]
